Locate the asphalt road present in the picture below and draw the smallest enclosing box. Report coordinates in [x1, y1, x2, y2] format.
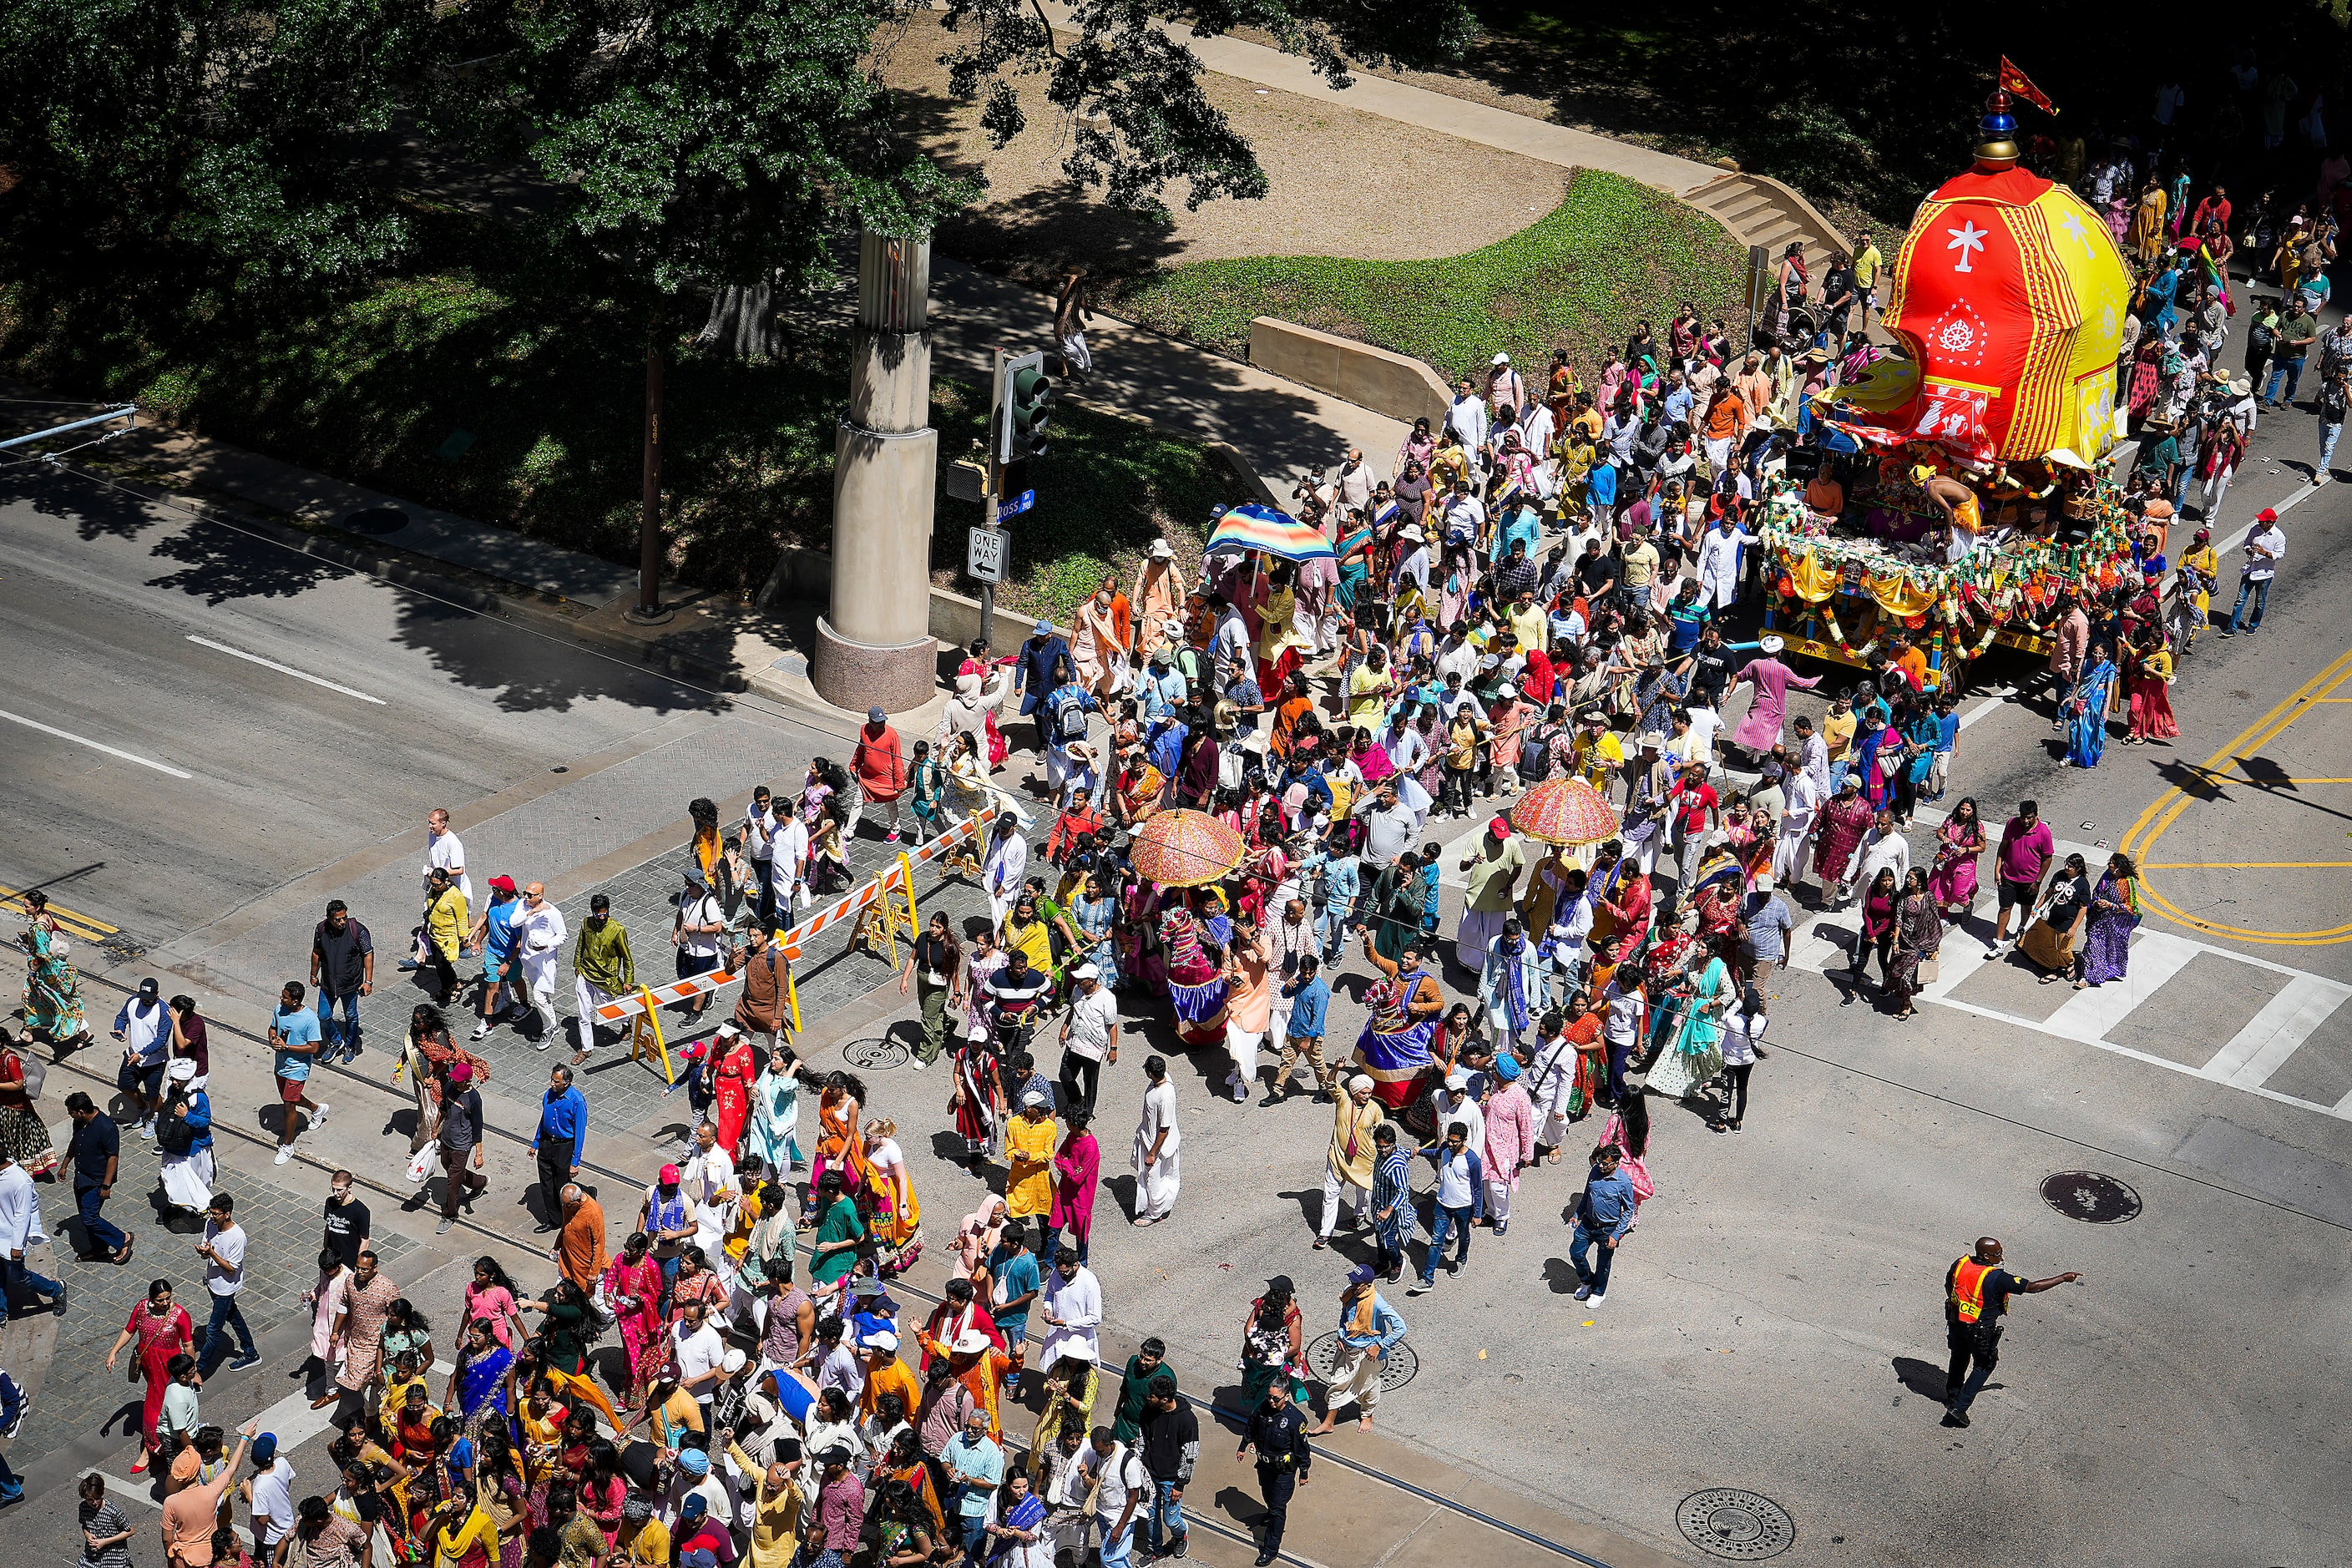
[4, 401, 2351, 1568]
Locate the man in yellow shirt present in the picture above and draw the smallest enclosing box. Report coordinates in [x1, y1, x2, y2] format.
[1348, 646, 1397, 726]
[860, 1330, 923, 1422]
[1852, 232, 1883, 326]
[1569, 712, 1623, 792]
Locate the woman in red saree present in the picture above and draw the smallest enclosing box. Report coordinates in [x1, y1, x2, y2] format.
[104, 1278, 194, 1473]
[707, 1029, 760, 1156]
[600, 1232, 665, 1404]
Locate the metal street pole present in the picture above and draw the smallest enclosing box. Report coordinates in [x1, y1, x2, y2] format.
[631, 337, 671, 623]
[980, 346, 1004, 650]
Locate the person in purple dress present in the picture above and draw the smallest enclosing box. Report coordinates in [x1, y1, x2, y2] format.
[2077, 853, 2143, 989]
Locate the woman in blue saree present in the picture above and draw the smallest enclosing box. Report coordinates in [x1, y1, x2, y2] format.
[445, 1316, 516, 1448]
[2066, 645, 2119, 768]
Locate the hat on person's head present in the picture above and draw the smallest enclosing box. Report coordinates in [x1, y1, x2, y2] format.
[1492, 352, 1510, 367]
[448, 1061, 472, 1084]
[1022, 1088, 1047, 1107]
[1348, 1074, 1373, 1094]
[956, 671, 981, 697]
[251, 1434, 278, 1464]
[952, 1328, 991, 1355]
[1638, 731, 1666, 750]
[1346, 1263, 1378, 1286]
[849, 1276, 887, 1298]
[716, 1022, 741, 1039]
[1071, 962, 1100, 980]
[1494, 1052, 1522, 1082]
[660, 1163, 682, 1185]
[1487, 815, 1511, 838]
[683, 863, 708, 888]
[1063, 1341, 1098, 1363]
[1758, 633, 1786, 655]
[1150, 539, 1174, 560]
[862, 1329, 900, 1353]
[1837, 771, 1862, 791]
[721, 1348, 747, 1374]
[677, 1448, 711, 1477]
[488, 874, 518, 893]
[680, 1495, 710, 1519]
[1034, 619, 1054, 635]
[817, 1444, 854, 1467]
[138, 976, 161, 1000]
[1398, 524, 1424, 543]
[2229, 376, 2252, 396]
[681, 1552, 718, 1568]
[2258, 508, 2278, 524]
[168, 1057, 198, 1082]
[1752, 873, 1775, 890]
[868, 706, 888, 725]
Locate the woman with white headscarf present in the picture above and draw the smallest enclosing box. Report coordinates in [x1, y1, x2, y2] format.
[156, 1055, 215, 1212]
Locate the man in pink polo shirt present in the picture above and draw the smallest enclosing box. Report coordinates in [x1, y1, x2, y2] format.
[1989, 800, 2056, 953]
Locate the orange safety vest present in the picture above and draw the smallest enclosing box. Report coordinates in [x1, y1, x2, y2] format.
[1948, 1256, 1993, 1324]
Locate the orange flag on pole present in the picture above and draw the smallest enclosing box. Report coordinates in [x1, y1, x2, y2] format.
[1999, 57, 2056, 116]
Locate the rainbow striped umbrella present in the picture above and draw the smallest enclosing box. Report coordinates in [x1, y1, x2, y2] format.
[1205, 503, 1335, 563]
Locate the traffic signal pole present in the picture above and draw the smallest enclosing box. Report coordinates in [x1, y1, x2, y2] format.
[980, 347, 1004, 650]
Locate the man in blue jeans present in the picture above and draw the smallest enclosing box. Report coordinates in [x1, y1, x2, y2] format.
[195, 1193, 259, 1372]
[0, 1151, 63, 1318]
[1570, 1144, 1637, 1305]
[1136, 1381, 1198, 1557]
[1408, 1120, 1485, 1295]
[2218, 509, 2285, 635]
[307, 900, 374, 1064]
[2265, 300, 2319, 407]
[65, 1093, 131, 1263]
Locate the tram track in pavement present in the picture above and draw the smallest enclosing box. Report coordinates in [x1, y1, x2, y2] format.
[62, 969, 1622, 1568]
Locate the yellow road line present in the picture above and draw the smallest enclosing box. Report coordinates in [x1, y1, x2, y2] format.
[2119, 647, 2352, 944]
[2216, 776, 2352, 785]
[0, 883, 118, 938]
[2144, 860, 2352, 869]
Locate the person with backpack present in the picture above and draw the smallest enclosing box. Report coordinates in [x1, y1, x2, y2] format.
[852, 707, 910, 843]
[673, 866, 727, 1021]
[155, 1058, 214, 1213]
[1039, 662, 1096, 808]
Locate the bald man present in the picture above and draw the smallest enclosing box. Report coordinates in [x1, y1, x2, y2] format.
[1942, 1237, 2081, 1427]
[515, 881, 569, 1045]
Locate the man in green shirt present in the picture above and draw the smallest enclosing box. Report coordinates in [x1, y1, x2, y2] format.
[1454, 817, 1525, 979]
[569, 893, 636, 1064]
[2136, 421, 2182, 499]
[807, 1169, 864, 1284]
[1851, 233, 1883, 325]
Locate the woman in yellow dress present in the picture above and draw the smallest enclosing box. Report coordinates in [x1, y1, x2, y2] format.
[2131, 181, 2169, 263]
[431, 1484, 500, 1568]
[863, 1117, 922, 1248]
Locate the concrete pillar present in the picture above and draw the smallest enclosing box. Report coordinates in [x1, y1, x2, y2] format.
[811, 232, 938, 714]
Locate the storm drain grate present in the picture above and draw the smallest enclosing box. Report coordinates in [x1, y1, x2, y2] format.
[341, 505, 409, 536]
[1304, 1331, 1419, 1390]
[2040, 1170, 2142, 1223]
[843, 1036, 910, 1070]
[1677, 1490, 1794, 1560]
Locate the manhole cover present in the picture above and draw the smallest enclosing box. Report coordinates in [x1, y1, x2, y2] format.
[1302, 1331, 1418, 1391]
[341, 505, 408, 536]
[843, 1036, 909, 1070]
[2040, 1170, 2142, 1223]
[1677, 1490, 1794, 1560]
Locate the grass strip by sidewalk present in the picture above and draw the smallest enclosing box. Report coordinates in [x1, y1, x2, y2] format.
[1109, 168, 1747, 385]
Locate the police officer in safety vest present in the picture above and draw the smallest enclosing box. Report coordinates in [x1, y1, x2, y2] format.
[1943, 1237, 2082, 1427]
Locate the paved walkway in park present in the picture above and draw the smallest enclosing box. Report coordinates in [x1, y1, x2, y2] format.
[1036, 1, 1722, 195]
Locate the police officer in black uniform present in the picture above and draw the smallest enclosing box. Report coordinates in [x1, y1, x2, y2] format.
[1943, 1236, 2082, 1428]
[1237, 1378, 1313, 1565]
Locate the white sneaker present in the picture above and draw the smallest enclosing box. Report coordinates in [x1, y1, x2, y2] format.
[470, 1023, 492, 1040]
[139, 1120, 158, 1141]
[1589, 1291, 1606, 1304]
[909, 1058, 929, 1072]
[274, 1146, 295, 1165]
[311, 1102, 330, 1128]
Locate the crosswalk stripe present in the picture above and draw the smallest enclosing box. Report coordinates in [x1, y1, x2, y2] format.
[2204, 974, 2352, 1089]
[2037, 931, 2203, 1043]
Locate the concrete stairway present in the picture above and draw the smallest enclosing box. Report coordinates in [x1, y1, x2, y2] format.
[1685, 171, 1853, 278]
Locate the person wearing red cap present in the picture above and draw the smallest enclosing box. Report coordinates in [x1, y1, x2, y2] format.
[2218, 508, 2285, 635]
[1454, 817, 1525, 976]
[435, 1059, 486, 1234]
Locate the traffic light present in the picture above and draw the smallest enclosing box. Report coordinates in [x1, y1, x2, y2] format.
[994, 349, 1054, 463]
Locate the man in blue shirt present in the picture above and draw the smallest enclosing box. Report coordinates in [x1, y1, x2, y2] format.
[268, 981, 325, 1166]
[1570, 1144, 1636, 1303]
[1131, 645, 1186, 722]
[1014, 620, 1073, 751]
[943, 1405, 1004, 1562]
[1267, 955, 1332, 1107]
[1665, 579, 1712, 653]
[1310, 1264, 1406, 1434]
[472, 874, 524, 1041]
[529, 1064, 589, 1232]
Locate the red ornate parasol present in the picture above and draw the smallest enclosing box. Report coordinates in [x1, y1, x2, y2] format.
[1129, 809, 1246, 888]
[1510, 778, 1619, 847]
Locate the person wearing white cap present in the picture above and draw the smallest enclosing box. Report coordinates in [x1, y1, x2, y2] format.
[155, 1055, 215, 1212]
[1485, 352, 1525, 417]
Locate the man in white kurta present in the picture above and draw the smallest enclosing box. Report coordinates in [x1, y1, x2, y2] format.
[1694, 514, 1756, 610]
[1036, 1253, 1102, 1368]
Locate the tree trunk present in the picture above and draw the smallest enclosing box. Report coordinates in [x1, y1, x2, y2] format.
[638, 336, 665, 616]
[697, 281, 785, 359]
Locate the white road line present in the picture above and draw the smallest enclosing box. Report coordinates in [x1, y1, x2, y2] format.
[2204, 974, 2352, 1089]
[186, 634, 387, 704]
[1956, 684, 2021, 730]
[2038, 930, 2203, 1042]
[0, 706, 192, 778]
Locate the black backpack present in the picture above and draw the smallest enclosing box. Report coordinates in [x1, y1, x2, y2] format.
[156, 1104, 195, 1155]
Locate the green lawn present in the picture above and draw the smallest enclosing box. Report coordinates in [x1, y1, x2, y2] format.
[1108, 169, 1746, 386]
[0, 205, 1241, 621]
